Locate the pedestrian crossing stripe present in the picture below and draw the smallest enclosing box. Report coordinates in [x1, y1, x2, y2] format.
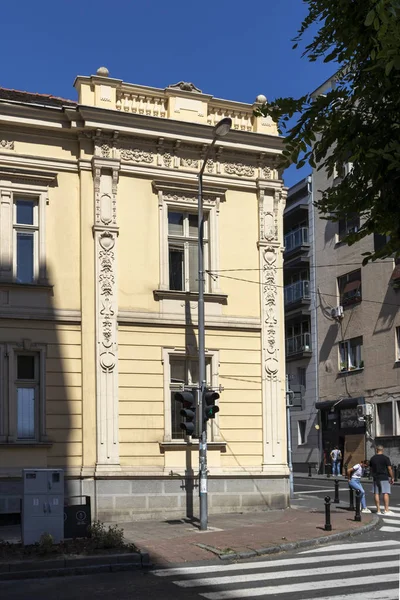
[317, 592, 399, 600]
[299, 539, 400, 554]
[381, 526, 400, 532]
[173, 558, 399, 588]
[199, 573, 400, 599]
[153, 541, 400, 576]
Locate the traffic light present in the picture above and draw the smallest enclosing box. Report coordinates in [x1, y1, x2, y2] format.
[203, 388, 220, 423]
[174, 389, 198, 437]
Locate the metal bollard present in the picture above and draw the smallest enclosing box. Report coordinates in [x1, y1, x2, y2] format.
[349, 486, 355, 510]
[324, 496, 332, 531]
[326, 463, 332, 478]
[334, 479, 340, 504]
[308, 463, 312, 477]
[355, 490, 362, 522]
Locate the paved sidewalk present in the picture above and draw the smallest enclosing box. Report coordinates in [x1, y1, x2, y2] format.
[114, 504, 375, 565]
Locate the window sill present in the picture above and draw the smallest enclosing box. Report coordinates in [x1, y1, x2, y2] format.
[0, 441, 53, 448]
[159, 441, 227, 452]
[153, 289, 228, 304]
[0, 281, 53, 291]
[338, 368, 364, 375]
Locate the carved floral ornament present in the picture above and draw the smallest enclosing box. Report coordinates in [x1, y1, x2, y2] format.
[98, 231, 117, 372]
[262, 247, 279, 381]
[0, 140, 14, 150]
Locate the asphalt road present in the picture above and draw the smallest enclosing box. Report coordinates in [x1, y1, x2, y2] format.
[293, 476, 400, 507]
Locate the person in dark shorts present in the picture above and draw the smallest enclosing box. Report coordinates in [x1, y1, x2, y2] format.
[370, 445, 394, 515]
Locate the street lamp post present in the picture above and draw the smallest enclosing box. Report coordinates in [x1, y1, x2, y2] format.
[198, 117, 231, 531]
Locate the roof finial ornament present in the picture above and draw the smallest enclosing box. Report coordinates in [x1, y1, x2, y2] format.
[96, 66, 110, 77]
[255, 94, 267, 104]
[168, 81, 202, 93]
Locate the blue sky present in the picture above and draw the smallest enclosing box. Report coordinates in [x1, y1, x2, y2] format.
[1, 0, 333, 187]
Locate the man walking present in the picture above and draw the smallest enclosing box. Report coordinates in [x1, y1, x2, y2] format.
[370, 445, 394, 515]
[330, 446, 342, 476]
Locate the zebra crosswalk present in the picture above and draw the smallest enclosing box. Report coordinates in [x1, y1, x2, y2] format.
[376, 504, 400, 533]
[152, 538, 400, 599]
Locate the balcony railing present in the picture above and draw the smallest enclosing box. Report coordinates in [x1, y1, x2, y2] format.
[285, 333, 312, 357]
[284, 227, 309, 252]
[284, 280, 311, 306]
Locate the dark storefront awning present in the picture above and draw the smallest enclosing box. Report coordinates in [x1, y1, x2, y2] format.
[315, 397, 365, 411]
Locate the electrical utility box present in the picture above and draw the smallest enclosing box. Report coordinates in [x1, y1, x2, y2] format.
[22, 469, 64, 546]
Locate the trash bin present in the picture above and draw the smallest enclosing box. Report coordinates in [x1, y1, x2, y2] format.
[64, 496, 91, 539]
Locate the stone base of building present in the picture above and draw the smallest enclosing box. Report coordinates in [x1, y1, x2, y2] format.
[0, 476, 289, 523]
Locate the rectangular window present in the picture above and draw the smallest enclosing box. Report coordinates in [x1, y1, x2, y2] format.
[339, 337, 363, 371]
[15, 353, 39, 440]
[298, 420, 307, 445]
[338, 215, 359, 241]
[168, 210, 209, 292]
[396, 327, 400, 361]
[170, 356, 212, 439]
[297, 367, 307, 389]
[377, 402, 393, 437]
[338, 270, 362, 307]
[13, 197, 39, 283]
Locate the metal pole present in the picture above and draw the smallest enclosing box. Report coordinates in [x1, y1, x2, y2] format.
[286, 376, 294, 499]
[324, 496, 332, 531]
[198, 140, 216, 531]
[349, 486, 354, 510]
[354, 489, 361, 522]
[334, 479, 340, 504]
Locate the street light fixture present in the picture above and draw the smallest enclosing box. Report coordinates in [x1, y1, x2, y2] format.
[198, 117, 232, 531]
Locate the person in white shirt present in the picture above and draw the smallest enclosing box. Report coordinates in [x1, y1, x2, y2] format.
[347, 460, 371, 513]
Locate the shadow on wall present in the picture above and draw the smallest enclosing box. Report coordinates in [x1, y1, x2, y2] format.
[373, 278, 400, 335]
[0, 260, 76, 519]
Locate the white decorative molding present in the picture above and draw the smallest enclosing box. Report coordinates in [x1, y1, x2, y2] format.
[0, 140, 14, 150]
[120, 148, 154, 163]
[258, 186, 287, 472]
[93, 160, 120, 467]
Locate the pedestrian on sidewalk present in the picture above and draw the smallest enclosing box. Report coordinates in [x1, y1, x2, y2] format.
[370, 445, 394, 515]
[347, 460, 371, 514]
[330, 446, 342, 476]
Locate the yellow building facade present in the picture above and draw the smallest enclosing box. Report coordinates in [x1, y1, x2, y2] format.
[0, 70, 288, 521]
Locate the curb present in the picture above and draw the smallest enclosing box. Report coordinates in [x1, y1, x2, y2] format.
[0, 551, 150, 581]
[196, 514, 379, 562]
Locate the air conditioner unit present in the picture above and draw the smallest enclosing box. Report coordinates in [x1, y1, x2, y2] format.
[331, 306, 344, 319]
[357, 404, 373, 418]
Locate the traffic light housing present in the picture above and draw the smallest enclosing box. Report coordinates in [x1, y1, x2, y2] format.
[174, 389, 198, 437]
[203, 388, 220, 423]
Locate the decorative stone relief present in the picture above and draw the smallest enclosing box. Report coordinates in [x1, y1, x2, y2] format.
[98, 232, 116, 372]
[262, 246, 279, 381]
[181, 157, 199, 169]
[120, 148, 154, 163]
[163, 153, 172, 168]
[224, 162, 255, 177]
[263, 166, 271, 179]
[0, 140, 14, 150]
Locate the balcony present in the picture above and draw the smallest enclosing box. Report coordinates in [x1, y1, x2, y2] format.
[285, 333, 312, 360]
[284, 280, 311, 307]
[284, 227, 309, 252]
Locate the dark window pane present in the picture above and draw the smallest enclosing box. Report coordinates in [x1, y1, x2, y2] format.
[17, 355, 35, 380]
[16, 233, 34, 283]
[168, 212, 184, 236]
[188, 214, 198, 238]
[171, 391, 185, 439]
[188, 242, 199, 292]
[169, 247, 184, 290]
[16, 200, 34, 225]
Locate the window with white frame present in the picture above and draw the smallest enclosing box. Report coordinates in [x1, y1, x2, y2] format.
[0, 343, 47, 443]
[396, 326, 400, 361]
[168, 210, 209, 292]
[339, 337, 363, 371]
[13, 197, 39, 283]
[298, 420, 307, 445]
[376, 402, 394, 437]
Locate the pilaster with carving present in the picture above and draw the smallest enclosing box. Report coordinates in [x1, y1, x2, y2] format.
[258, 184, 288, 474]
[93, 158, 120, 467]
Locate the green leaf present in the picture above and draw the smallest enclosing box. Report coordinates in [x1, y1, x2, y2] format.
[364, 9, 375, 26]
[385, 60, 394, 75]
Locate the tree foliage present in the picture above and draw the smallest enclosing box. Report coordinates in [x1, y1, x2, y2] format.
[256, 0, 400, 263]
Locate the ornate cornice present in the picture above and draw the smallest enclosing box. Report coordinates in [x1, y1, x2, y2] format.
[83, 131, 279, 181]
